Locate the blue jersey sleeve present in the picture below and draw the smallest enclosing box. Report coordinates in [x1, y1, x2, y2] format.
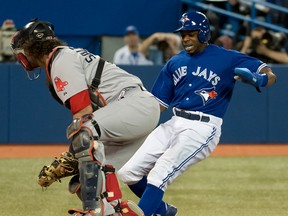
[231, 49, 268, 72]
[151, 63, 175, 108]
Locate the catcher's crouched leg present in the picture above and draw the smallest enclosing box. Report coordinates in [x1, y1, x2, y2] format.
[68, 166, 144, 216]
[67, 114, 114, 216]
[67, 114, 144, 216]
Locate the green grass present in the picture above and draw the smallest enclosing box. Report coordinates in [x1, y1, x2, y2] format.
[0, 156, 288, 216]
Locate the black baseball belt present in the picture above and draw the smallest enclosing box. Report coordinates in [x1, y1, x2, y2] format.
[175, 109, 210, 123]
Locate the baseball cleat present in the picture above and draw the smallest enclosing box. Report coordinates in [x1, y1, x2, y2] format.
[152, 203, 178, 216]
[120, 200, 144, 216]
[165, 203, 178, 216]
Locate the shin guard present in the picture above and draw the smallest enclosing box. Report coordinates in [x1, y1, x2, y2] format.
[67, 114, 104, 213]
[79, 160, 102, 211]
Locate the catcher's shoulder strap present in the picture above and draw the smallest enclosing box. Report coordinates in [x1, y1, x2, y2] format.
[102, 164, 115, 173]
[45, 47, 70, 108]
[46, 46, 64, 80]
[90, 57, 105, 90]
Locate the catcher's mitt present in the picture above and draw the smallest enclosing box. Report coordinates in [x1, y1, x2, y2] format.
[38, 151, 79, 188]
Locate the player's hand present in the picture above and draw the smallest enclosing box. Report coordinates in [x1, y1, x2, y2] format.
[234, 68, 268, 87]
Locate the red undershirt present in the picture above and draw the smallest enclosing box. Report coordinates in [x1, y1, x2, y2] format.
[69, 90, 91, 114]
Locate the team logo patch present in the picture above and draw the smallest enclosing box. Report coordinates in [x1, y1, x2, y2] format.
[195, 87, 218, 105]
[54, 76, 68, 92]
[180, 17, 190, 23]
[36, 33, 44, 39]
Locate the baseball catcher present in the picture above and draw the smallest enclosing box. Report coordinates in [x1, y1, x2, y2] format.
[10, 19, 160, 216]
[36, 114, 144, 216]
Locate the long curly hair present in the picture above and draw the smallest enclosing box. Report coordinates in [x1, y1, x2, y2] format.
[22, 38, 67, 59]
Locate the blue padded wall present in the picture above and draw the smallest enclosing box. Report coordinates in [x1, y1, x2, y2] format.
[1, 63, 287, 143]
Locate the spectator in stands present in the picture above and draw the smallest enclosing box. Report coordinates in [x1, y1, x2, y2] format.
[113, 25, 153, 65]
[0, 19, 17, 62]
[140, 32, 181, 65]
[239, 0, 270, 20]
[268, 0, 288, 28]
[239, 26, 288, 64]
[214, 35, 234, 50]
[209, 0, 271, 46]
[205, 10, 221, 43]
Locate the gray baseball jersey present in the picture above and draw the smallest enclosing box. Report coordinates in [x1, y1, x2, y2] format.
[48, 46, 160, 169]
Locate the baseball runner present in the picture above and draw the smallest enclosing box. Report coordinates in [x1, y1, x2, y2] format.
[118, 11, 276, 215]
[10, 19, 160, 216]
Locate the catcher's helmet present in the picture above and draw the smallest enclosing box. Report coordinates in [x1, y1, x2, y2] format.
[174, 11, 211, 43]
[11, 19, 55, 50]
[11, 19, 55, 72]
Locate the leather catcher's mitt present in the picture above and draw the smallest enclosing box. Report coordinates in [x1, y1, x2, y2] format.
[38, 151, 79, 188]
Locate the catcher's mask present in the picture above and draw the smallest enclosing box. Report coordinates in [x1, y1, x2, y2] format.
[174, 11, 211, 43]
[10, 19, 55, 78]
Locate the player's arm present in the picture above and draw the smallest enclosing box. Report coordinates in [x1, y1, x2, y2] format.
[259, 67, 276, 87]
[69, 89, 93, 119]
[159, 104, 166, 112]
[73, 105, 93, 119]
[234, 67, 276, 88]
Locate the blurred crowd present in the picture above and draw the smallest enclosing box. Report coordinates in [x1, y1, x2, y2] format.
[204, 0, 288, 64]
[2, 1, 288, 65]
[0, 19, 16, 62]
[113, 0, 288, 65]
[113, 25, 181, 66]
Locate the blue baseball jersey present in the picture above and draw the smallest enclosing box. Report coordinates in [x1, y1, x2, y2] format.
[152, 44, 268, 118]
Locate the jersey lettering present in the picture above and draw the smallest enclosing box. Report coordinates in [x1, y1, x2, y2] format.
[173, 66, 187, 85]
[85, 54, 96, 63]
[75, 48, 97, 63]
[192, 66, 221, 85]
[211, 76, 221, 86]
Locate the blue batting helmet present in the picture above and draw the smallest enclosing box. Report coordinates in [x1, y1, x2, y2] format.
[174, 11, 211, 43]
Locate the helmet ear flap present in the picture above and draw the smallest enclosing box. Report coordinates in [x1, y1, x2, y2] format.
[16, 52, 35, 71]
[198, 30, 211, 44]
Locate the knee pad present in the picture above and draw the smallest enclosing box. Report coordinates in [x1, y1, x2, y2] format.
[67, 114, 102, 162]
[67, 114, 101, 140]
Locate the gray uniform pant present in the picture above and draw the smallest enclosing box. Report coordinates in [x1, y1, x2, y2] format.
[93, 87, 160, 170]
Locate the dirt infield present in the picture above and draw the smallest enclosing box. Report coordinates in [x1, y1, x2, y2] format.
[0, 144, 288, 158]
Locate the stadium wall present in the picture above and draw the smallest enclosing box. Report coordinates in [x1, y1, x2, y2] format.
[0, 63, 287, 144]
[0, 0, 182, 54]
